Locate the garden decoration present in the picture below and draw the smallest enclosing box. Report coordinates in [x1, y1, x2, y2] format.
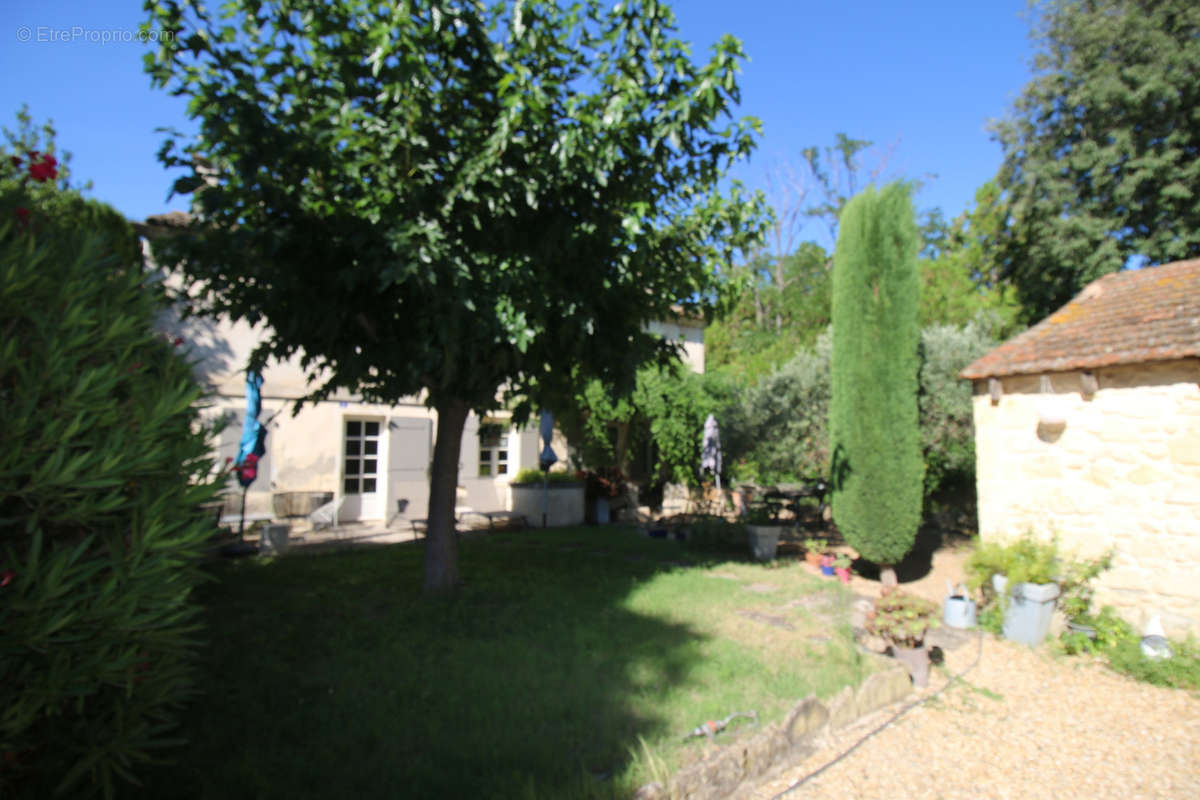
[866, 591, 939, 687]
[684, 710, 758, 741]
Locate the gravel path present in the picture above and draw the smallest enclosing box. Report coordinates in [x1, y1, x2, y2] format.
[745, 616, 1200, 799]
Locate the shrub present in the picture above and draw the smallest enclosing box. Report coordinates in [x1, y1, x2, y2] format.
[725, 331, 832, 484]
[0, 127, 219, 797]
[511, 467, 582, 485]
[918, 315, 1001, 497]
[829, 183, 923, 577]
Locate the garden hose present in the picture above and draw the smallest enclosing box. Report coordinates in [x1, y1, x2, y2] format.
[768, 627, 985, 799]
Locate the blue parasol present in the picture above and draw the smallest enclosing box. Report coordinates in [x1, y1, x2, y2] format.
[233, 371, 267, 539]
[539, 410, 557, 528]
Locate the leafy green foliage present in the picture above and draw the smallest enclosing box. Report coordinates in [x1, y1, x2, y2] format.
[562, 366, 737, 491]
[724, 330, 832, 484]
[510, 468, 581, 485]
[1059, 606, 1134, 655]
[991, 0, 1200, 321]
[144, 0, 768, 590]
[1106, 634, 1200, 691]
[706, 242, 832, 379]
[918, 316, 1002, 496]
[918, 181, 1024, 333]
[965, 532, 1114, 632]
[828, 183, 923, 566]
[0, 123, 219, 797]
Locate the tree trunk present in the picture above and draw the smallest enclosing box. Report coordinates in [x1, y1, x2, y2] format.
[614, 420, 630, 476]
[423, 396, 469, 594]
[880, 565, 898, 590]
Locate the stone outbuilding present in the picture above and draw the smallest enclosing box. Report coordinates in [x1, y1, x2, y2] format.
[961, 258, 1200, 636]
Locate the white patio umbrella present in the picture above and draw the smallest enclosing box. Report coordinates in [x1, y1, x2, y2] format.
[701, 413, 724, 509]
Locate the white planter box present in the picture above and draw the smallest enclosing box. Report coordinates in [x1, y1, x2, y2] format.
[508, 483, 585, 528]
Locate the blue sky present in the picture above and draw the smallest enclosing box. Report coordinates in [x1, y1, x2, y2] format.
[1, 0, 1036, 247]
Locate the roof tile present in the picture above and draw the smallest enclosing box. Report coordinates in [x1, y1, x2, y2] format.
[961, 258, 1200, 379]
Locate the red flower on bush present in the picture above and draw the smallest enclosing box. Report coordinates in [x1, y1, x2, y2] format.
[0, 569, 15, 588]
[13, 207, 29, 227]
[27, 153, 57, 183]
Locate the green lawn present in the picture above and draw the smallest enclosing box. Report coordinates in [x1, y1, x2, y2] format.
[135, 526, 872, 799]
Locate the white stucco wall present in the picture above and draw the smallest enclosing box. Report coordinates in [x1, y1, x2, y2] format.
[163, 278, 704, 524]
[647, 318, 705, 373]
[972, 359, 1200, 636]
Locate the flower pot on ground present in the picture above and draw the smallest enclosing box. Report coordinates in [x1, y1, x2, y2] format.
[820, 553, 835, 576]
[865, 591, 939, 687]
[833, 554, 852, 584]
[1002, 580, 1061, 646]
[746, 525, 782, 561]
[803, 538, 827, 567]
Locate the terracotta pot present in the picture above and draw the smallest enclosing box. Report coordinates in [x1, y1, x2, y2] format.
[804, 551, 822, 567]
[891, 644, 931, 688]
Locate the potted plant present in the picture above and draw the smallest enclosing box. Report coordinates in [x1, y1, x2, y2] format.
[819, 553, 835, 576]
[833, 554, 852, 584]
[744, 505, 784, 562]
[802, 537, 827, 568]
[966, 532, 1112, 647]
[865, 590, 939, 687]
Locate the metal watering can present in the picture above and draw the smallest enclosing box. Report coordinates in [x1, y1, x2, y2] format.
[943, 580, 977, 629]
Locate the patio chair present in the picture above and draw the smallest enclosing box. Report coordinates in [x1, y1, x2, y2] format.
[309, 497, 345, 530]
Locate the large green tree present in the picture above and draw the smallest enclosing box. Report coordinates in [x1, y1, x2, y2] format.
[144, 0, 765, 592]
[992, 0, 1200, 321]
[829, 183, 922, 587]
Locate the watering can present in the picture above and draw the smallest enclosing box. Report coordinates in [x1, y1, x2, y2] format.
[943, 580, 977, 629]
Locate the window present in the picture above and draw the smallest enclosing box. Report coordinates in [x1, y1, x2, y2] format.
[343, 419, 380, 495]
[478, 423, 509, 477]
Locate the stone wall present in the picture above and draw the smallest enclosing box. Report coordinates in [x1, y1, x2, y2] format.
[971, 358, 1200, 636]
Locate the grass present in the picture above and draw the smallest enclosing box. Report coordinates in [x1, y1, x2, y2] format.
[133, 526, 874, 799]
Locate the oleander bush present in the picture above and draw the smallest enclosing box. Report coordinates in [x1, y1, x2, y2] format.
[0, 121, 220, 798]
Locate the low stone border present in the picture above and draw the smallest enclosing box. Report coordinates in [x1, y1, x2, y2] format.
[635, 656, 912, 800]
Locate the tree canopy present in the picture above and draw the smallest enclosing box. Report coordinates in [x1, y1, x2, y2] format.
[144, 0, 766, 591]
[991, 0, 1200, 321]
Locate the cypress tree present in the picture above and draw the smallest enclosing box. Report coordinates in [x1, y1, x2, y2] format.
[829, 182, 922, 586]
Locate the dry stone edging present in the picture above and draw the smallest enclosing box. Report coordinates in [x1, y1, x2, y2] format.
[634, 656, 912, 800]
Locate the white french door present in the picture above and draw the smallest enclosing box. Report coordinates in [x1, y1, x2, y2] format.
[342, 418, 385, 519]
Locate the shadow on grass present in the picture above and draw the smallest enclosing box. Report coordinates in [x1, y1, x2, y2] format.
[134, 527, 740, 799]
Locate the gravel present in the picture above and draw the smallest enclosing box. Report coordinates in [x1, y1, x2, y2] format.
[746, 634, 1200, 799]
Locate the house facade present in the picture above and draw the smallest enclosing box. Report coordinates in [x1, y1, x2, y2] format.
[961, 258, 1200, 636]
[150, 239, 707, 526]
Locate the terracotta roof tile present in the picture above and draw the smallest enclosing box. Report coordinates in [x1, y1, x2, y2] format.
[961, 258, 1200, 379]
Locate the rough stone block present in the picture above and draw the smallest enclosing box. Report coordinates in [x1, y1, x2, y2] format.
[784, 696, 829, 744]
[1126, 464, 1171, 486]
[855, 665, 912, 715]
[705, 747, 745, 797]
[1166, 480, 1200, 505]
[1169, 433, 1200, 465]
[825, 686, 857, 730]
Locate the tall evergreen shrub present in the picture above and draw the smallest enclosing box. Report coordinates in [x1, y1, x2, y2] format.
[0, 133, 220, 797]
[829, 183, 923, 581]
